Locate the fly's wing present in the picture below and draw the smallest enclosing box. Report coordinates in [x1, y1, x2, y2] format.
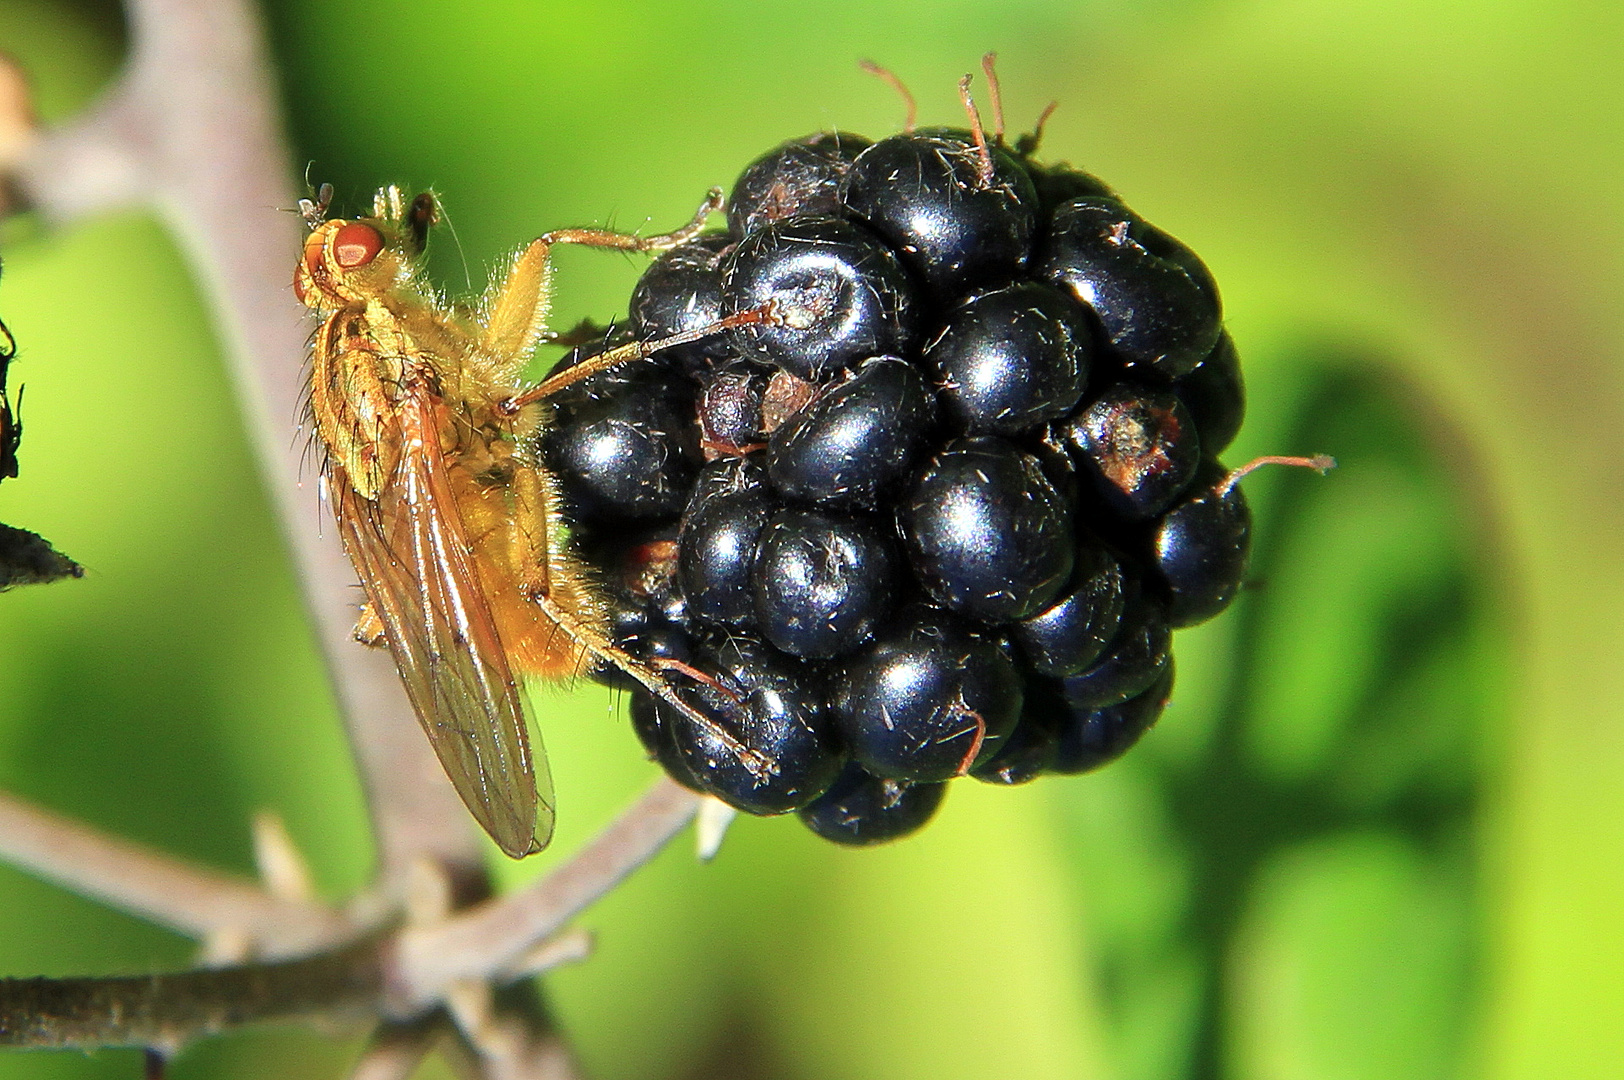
[332, 398, 555, 857]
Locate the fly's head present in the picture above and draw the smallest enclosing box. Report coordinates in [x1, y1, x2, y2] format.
[294, 186, 439, 313]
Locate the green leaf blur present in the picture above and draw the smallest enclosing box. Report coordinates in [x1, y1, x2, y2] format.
[0, 0, 1616, 1077]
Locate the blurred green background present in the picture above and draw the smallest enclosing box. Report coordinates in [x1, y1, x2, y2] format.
[0, 0, 1620, 1076]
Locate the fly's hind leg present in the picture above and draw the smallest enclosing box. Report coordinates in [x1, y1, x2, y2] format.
[508, 460, 772, 779]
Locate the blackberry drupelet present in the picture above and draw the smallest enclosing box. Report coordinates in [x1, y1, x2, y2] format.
[799, 760, 949, 845]
[922, 281, 1092, 435]
[551, 68, 1326, 845]
[722, 216, 918, 380]
[901, 436, 1075, 623]
[842, 127, 1039, 296]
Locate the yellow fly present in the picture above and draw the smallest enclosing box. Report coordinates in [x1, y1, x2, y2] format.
[294, 184, 740, 857]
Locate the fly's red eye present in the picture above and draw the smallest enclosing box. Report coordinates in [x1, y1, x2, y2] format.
[333, 223, 385, 269]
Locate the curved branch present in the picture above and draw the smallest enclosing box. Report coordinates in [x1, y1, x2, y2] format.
[391, 777, 700, 1009]
[0, 775, 694, 1053]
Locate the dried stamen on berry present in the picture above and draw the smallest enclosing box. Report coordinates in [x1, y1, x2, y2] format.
[1221, 453, 1337, 494]
[859, 58, 917, 132]
[1016, 100, 1059, 157]
[980, 52, 1007, 144]
[957, 73, 996, 189]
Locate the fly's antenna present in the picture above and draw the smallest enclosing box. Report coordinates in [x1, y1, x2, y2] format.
[297, 181, 332, 230]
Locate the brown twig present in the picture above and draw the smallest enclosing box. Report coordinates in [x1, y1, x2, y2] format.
[0, 791, 352, 958]
[0, 936, 387, 1051]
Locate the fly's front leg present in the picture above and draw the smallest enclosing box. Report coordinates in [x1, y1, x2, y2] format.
[542, 318, 618, 349]
[502, 295, 784, 412]
[481, 189, 723, 380]
[538, 187, 724, 258]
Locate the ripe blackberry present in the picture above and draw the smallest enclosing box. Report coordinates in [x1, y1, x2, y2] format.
[1174, 331, 1245, 456]
[676, 456, 773, 629]
[901, 436, 1075, 623]
[970, 686, 1062, 786]
[1038, 195, 1221, 380]
[1027, 160, 1116, 214]
[696, 360, 771, 457]
[831, 609, 1023, 782]
[1057, 381, 1202, 520]
[751, 507, 897, 659]
[630, 690, 707, 792]
[541, 339, 702, 520]
[1009, 543, 1127, 677]
[766, 355, 937, 509]
[1051, 661, 1176, 775]
[629, 232, 736, 369]
[1059, 586, 1173, 709]
[1150, 458, 1260, 629]
[654, 636, 843, 815]
[545, 68, 1327, 845]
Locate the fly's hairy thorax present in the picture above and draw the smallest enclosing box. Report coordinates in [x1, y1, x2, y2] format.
[310, 289, 511, 502]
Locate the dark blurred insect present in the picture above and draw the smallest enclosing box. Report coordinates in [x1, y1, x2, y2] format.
[0, 259, 82, 590]
[295, 185, 758, 857]
[0, 523, 82, 591]
[1, 258, 20, 482]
